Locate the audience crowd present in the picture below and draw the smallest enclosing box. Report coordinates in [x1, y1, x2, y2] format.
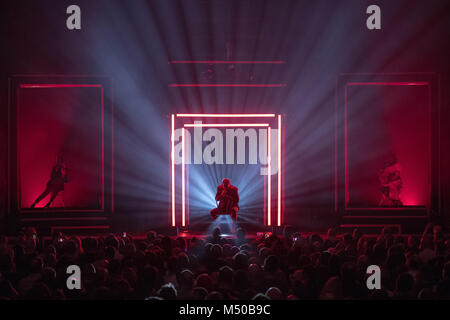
[0, 222, 449, 300]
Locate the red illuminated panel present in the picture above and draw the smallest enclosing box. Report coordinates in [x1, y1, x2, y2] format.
[169, 84, 286, 88]
[17, 83, 105, 212]
[277, 115, 282, 226]
[177, 113, 275, 118]
[267, 127, 272, 226]
[20, 84, 102, 88]
[170, 114, 284, 227]
[170, 60, 286, 64]
[184, 123, 269, 128]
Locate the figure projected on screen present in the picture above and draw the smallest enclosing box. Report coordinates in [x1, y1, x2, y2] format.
[210, 178, 239, 221]
[379, 156, 403, 207]
[31, 154, 69, 208]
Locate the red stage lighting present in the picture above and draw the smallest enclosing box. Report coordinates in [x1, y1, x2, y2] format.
[169, 84, 286, 88]
[171, 114, 175, 226]
[170, 60, 286, 64]
[177, 113, 276, 118]
[170, 113, 284, 228]
[343, 81, 431, 209]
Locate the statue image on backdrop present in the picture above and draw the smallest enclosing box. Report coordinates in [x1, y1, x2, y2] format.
[210, 178, 239, 221]
[378, 156, 403, 207]
[31, 154, 69, 208]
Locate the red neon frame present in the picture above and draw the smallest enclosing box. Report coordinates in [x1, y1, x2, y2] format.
[181, 128, 186, 226]
[170, 60, 286, 64]
[171, 114, 176, 226]
[343, 81, 431, 210]
[277, 115, 282, 226]
[19, 84, 103, 88]
[169, 84, 286, 88]
[170, 113, 284, 227]
[184, 123, 269, 128]
[177, 113, 276, 118]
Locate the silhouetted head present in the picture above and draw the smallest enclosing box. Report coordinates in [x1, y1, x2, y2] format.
[222, 178, 230, 189]
[57, 153, 65, 165]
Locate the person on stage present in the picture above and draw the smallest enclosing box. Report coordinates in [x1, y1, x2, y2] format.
[378, 156, 403, 207]
[210, 178, 239, 221]
[31, 154, 69, 208]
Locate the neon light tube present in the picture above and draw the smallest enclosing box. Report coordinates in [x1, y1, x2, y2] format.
[184, 123, 269, 128]
[171, 114, 175, 227]
[19, 84, 103, 88]
[267, 127, 271, 226]
[181, 128, 186, 227]
[169, 84, 286, 88]
[170, 60, 286, 64]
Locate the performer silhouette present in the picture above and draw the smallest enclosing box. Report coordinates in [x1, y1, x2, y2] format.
[31, 155, 68, 208]
[210, 178, 239, 221]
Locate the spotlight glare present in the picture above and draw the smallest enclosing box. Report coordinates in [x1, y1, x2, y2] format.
[268, 126, 271, 226]
[177, 113, 276, 118]
[184, 123, 269, 128]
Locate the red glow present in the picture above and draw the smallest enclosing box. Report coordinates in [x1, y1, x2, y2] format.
[277, 115, 282, 226]
[19, 84, 103, 88]
[343, 81, 430, 209]
[184, 123, 269, 128]
[170, 60, 286, 64]
[171, 114, 284, 228]
[182, 128, 186, 227]
[346, 82, 428, 86]
[267, 127, 271, 227]
[171, 114, 175, 227]
[17, 84, 105, 211]
[101, 87, 105, 210]
[169, 84, 286, 88]
[340, 224, 402, 233]
[344, 85, 349, 206]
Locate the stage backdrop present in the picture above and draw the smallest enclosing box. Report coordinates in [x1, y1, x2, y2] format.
[346, 84, 430, 208]
[17, 86, 103, 210]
